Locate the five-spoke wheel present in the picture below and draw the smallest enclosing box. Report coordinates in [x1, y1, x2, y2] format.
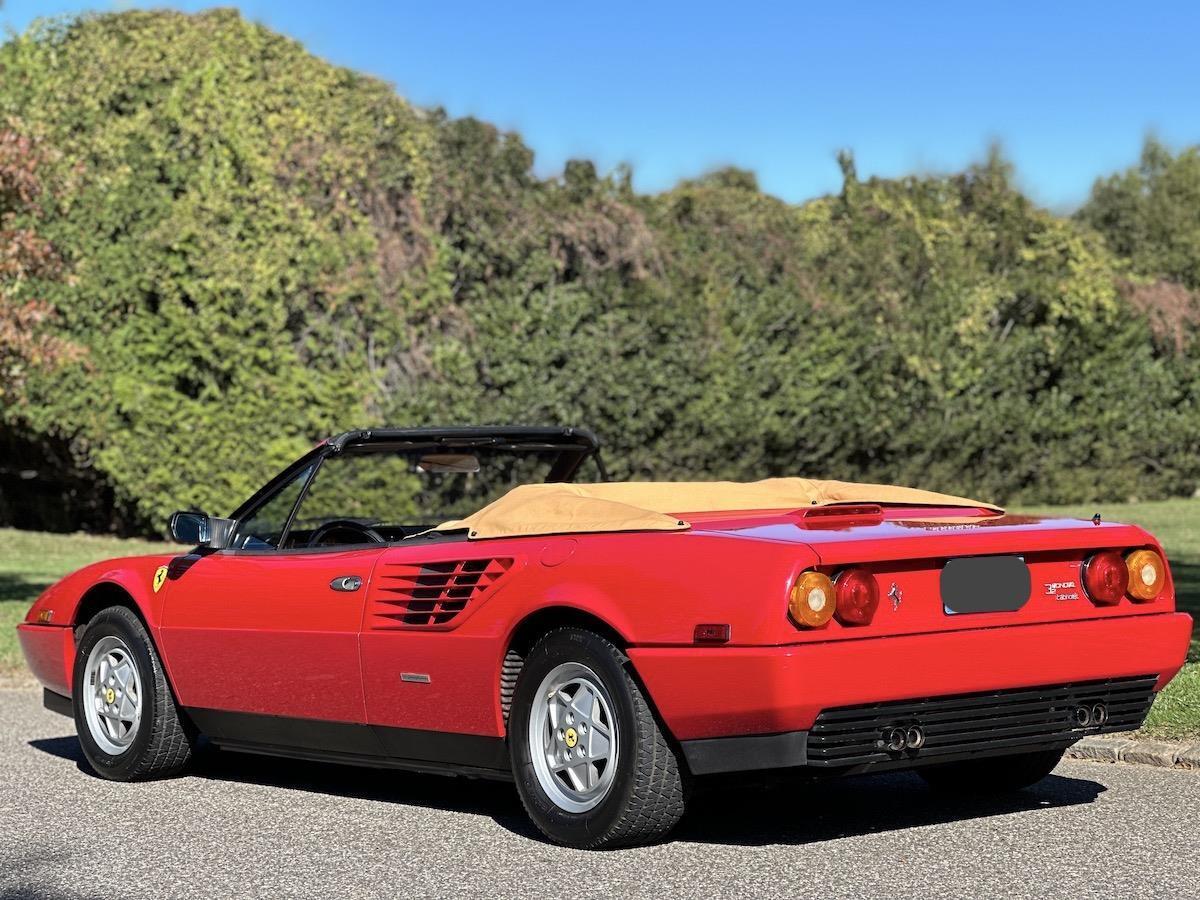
[73, 605, 195, 781]
[509, 627, 688, 849]
[529, 662, 619, 812]
[82, 635, 143, 754]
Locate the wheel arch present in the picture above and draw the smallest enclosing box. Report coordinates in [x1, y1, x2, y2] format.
[500, 605, 631, 731]
[71, 579, 186, 708]
[506, 605, 631, 657]
[74, 581, 152, 637]
[497, 603, 666, 741]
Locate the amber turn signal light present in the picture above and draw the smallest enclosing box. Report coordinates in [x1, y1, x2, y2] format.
[1125, 549, 1166, 602]
[790, 571, 836, 627]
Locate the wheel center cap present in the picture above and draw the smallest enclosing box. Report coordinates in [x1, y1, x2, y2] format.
[104, 687, 116, 705]
[564, 727, 578, 749]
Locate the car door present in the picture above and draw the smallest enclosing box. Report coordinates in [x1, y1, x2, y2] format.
[159, 458, 384, 740]
[358, 540, 520, 768]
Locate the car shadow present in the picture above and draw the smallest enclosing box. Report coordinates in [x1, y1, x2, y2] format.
[28, 734, 539, 837]
[673, 768, 1106, 846]
[28, 735, 1106, 848]
[27, 736, 87, 767]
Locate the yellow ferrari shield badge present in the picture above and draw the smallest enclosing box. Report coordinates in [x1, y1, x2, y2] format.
[152, 565, 168, 593]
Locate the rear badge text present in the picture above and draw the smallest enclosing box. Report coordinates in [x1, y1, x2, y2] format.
[1043, 580, 1079, 601]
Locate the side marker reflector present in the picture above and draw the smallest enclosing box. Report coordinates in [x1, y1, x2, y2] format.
[693, 624, 731, 643]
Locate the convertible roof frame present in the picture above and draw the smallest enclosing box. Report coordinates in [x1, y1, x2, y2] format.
[329, 426, 603, 483]
[327, 425, 600, 453]
[228, 425, 604, 523]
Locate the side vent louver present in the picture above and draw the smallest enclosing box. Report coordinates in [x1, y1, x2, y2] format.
[372, 558, 514, 628]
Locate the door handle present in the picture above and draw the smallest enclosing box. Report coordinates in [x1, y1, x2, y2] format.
[330, 575, 363, 592]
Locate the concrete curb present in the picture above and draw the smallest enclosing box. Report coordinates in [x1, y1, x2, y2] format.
[1068, 733, 1200, 770]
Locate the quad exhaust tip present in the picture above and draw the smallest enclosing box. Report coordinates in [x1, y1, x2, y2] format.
[877, 700, 1110, 755]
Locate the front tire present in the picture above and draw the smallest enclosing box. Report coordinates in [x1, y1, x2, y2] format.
[73, 606, 195, 781]
[509, 627, 688, 848]
[918, 748, 1065, 794]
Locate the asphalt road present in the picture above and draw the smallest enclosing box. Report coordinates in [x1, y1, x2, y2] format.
[2, 690, 1198, 900]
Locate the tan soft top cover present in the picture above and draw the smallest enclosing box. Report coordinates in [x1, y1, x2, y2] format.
[436, 479, 1002, 540]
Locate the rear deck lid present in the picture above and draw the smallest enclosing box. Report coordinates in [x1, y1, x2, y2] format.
[696, 511, 1171, 640]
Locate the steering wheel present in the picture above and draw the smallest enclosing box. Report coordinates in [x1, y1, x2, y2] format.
[306, 519, 386, 547]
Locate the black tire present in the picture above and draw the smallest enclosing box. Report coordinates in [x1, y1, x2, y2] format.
[918, 748, 1065, 794]
[508, 627, 688, 849]
[73, 606, 195, 781]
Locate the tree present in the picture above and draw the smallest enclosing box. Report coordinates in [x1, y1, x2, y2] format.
[0, 10, 430, 527]
[1078, 137, 1200, 290]
[0, 10, 1196, 533]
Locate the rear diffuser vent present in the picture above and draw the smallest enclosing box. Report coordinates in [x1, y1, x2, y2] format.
[372, 558, 514, 628]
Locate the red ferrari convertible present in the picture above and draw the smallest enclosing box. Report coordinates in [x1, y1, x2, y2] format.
[17, 427, 1193, 848]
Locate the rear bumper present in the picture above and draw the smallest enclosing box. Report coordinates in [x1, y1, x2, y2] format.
[629, 612, 1193, 743]
[681, 675, 1157, 775]
[15, 623, 75, 697]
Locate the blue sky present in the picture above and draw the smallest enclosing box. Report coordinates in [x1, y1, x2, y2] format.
[3, 1, 1198, 210]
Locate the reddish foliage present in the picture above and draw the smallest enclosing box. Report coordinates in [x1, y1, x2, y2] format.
[0, 122, 81, 403]
[1120, 278, 1200, 354]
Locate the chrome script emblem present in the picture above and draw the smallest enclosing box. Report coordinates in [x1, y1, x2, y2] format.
[1043, 580, 1079, 601]
[888, 582, 903, 611]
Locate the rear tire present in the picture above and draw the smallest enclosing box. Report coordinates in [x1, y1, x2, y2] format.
[509, 627, 688, 848]
[73, 606, 195, 781]
[918, 748, 1065, 794]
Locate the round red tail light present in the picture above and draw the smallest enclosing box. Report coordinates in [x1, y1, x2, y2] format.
[1082, 550, 1128, 605]
[835, 568, 879, 626]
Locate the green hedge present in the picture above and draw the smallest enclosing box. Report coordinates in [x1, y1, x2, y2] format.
[1, 10, 1197, 534]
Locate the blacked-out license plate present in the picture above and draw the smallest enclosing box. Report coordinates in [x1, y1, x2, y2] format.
[940, 555, 1031, 614]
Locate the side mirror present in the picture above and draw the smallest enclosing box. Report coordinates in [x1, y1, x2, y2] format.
[169, 511, 234, 549]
